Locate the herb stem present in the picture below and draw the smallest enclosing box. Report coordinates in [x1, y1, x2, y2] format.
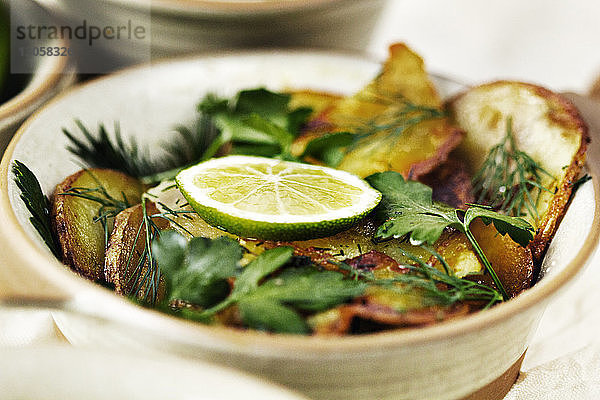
[463, 228, 509, 300]
[140, 166, 184, 185]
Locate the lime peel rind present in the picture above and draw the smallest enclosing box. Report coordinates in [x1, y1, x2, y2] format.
[175, 156, 381, 240]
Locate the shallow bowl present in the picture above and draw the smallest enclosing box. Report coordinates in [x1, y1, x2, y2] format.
[0, 49, 598, 400]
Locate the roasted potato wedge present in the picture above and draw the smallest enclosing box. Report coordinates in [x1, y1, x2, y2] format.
[447, 81, 589, 262]
[320, 43, 463, 178]
[288, 90, 342, 118]
[433, 220, 534, 298]
[308, 301, 469, 335]
[308, 251, 471, 335]
[105, 201, 169, 301]
[420, 156, 475, 209]
[51, 168, 145, 281]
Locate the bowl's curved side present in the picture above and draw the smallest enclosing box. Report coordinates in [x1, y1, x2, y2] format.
[49, 297, 541, 400]
[1, 51, 599, 400]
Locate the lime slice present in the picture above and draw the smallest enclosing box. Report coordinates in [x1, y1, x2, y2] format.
[175, 155, 381, 240]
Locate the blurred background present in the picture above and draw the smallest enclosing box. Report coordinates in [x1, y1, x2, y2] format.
[4, 0, 600, 151]
[369, 0, 600, 93]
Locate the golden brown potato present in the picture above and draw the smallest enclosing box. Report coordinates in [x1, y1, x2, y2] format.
[51, 169, 145, 281]
[105, 201, 169, 301]
[324, 43, 464, 178]
[433, 220, 534, 298]
[289, 90, 344, 159]
[447, 81, 589, 262]
[288, 90, 342, 118]
[308, 302, 469, 335]
[419, 156, 475, 209]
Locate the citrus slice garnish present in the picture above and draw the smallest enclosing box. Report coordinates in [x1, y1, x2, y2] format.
[175, 155, 381, 240]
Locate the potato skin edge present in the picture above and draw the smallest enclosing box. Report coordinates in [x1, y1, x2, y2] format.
[51, 169, 100, 281]
[447, 80, 590, 266]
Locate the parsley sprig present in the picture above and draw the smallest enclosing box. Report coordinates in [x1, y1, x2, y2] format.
[152, 231, 366, 334]
[199, 88, 312, 161]
[366, 171, 536, 300]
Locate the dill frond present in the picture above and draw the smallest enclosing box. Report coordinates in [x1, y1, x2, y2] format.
[472, 117, 554, 221]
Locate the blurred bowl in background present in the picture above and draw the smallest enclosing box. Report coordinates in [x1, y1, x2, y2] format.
[147, 0, 388, 55]
[34, 0, 387, 70]
[0, 0, 75, 156]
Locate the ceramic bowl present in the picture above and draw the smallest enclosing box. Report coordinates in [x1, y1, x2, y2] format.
[0, 50, 598, 400]
[0, 0, 76, 156]
[35, 0, 387, 69]
[0, 345, 308, 400]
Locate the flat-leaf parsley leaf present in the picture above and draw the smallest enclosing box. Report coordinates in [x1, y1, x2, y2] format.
[366, 171, 535, 300]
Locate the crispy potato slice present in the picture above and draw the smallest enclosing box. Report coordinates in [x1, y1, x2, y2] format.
[433, 220, 534, 298]
[420, 156, 475, 209]
[321, 43, 463, 178]
[105, 201, 169, 301]
[447, 81, 589, 262]
[308, 302, 470, 335]
[308, 251, 470, 335]
[288, 90, 342, 117]
[51, 169, 145, 281]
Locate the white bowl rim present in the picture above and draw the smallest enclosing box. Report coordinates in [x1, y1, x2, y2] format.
[1, 48, 599, 354]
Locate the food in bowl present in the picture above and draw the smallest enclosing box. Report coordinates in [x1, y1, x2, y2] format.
[12, 43, 589, 335]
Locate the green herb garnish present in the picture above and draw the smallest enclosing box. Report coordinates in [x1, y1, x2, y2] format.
[366, 171, 536, 300]
[152, 231, 366, 334]
[63, 120, 161, 178]
[12, 161, 60, 257]
[63, 89, 313, 184]
[199, 88, 312, 160]
[300, 131, 355, 167]
[63, 116, 220, 184]
[152, 231, 242, 307]
[472, 117, 554, 220]
[339, 247, 502, 309]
